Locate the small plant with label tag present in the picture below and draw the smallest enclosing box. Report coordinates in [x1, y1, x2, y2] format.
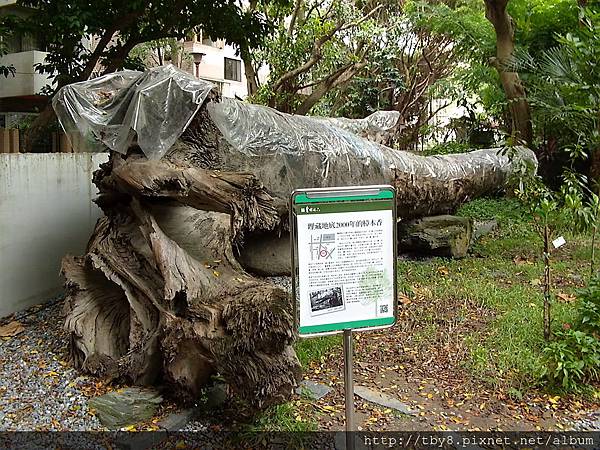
[540, 277, 600, 391]
[505, 144, 598, 341]
[506, 156, 565, 341]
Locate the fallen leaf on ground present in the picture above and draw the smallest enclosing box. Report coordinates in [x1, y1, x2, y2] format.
[514, 256, 534, 265]
[557, 292, 576, 303]
[398, 294, 412, 305]
[0, 321, 25, 337]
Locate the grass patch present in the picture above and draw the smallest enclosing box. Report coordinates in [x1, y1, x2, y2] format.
[244, 402, 317, 432]
[236, 402, 318, 447]
[295, 335, 341, 368]
[397, 197, 589, 392]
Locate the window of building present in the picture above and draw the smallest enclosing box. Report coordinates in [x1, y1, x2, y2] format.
[224, 58, 241, 82]
[4, 32, 45, 53]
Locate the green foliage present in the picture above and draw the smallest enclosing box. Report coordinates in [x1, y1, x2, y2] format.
[252, 0, 495, 132]
[251, 0, 380, 113]
[11, 115, 36, 131]
[0, 16, 16, 77]
[128, 38, 189, 71]
[541, 329, 600, 391]
[422, 142, 472, 156]
[244, 402, 316, 432]
[329, 0, 490, 120]
[12, 0, 278, 92]
[575, 276, 600, 334]
[295, 335, 340, 368]
[505, 145, 563, 234]
[443, 0, 591, 139]
[540, 277, 600, 391]
[458, 197, 533, 232]
[509, 0, 580, 56]
[510, 7, 600, 159]
[560, 171, 600, 236]
[405, 0, 494, 60]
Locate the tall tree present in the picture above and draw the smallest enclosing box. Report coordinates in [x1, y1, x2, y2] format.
[247, 0, 384, 114]
[326, 0, 489, 149]
[484, 0, 533, 145]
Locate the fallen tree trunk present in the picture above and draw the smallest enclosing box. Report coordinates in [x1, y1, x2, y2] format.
[63, 199, 299, 406]
[56, 68, 536, 407]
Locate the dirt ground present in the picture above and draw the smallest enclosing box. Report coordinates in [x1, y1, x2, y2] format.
[294, 294, 600, 432]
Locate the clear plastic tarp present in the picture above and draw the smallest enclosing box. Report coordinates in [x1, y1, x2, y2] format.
[207, 99, 536, 199]
[53, 66, 536, 200]
[314, 110, 400, 141]
[53, 65, 213, 159]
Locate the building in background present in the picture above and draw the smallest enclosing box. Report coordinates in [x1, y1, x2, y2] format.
[0, 0, 50, 130]
[181, 30, 247, 99]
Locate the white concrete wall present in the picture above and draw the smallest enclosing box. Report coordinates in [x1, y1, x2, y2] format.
[0, 153, 108, 317]
[0, 51, 52, 97]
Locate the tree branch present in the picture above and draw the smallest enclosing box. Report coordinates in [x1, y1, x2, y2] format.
[294, 61, 367, 115]
[287, 0, 303, 37]
[271, 4, 382, 93]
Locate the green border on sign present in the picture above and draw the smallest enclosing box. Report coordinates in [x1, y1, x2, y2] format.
[299, 317, 395, 334]
[291, 186, 397, 336]
[294, 190, 394, 204]
[295, 200, 393, 214]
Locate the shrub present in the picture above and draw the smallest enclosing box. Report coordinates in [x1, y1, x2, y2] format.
[541, 329, 600, 391]
[540, 277, 600, 391]
[576, 276, 600, 334]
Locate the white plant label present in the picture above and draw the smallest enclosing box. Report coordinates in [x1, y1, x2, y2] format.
[552, 236, 566, 249]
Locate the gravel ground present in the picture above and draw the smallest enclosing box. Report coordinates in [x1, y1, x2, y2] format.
[265, 276, 292, 292]
[0, 296, 103, 431]
[0, 277, 293, 433]
[569, 411, 600, 431]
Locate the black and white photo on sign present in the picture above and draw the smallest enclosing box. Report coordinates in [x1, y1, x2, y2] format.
[309, 286, 345, 316]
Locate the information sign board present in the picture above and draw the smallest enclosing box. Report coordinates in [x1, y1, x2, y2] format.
[290, 186, 397, 336]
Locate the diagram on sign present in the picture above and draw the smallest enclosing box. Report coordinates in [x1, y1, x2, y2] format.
[309, 233, 336, 260]
[309, 287, 345, 316]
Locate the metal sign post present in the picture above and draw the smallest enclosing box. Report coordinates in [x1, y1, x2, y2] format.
[290, 185, 397, 446]
[343, 329, 355, 450]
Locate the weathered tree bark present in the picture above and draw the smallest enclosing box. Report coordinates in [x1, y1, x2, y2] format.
[484, 0, 533, 145]
[63, 182, 299, 406]
[61, 89, 535, 407]
[240, 44, 259, 98]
